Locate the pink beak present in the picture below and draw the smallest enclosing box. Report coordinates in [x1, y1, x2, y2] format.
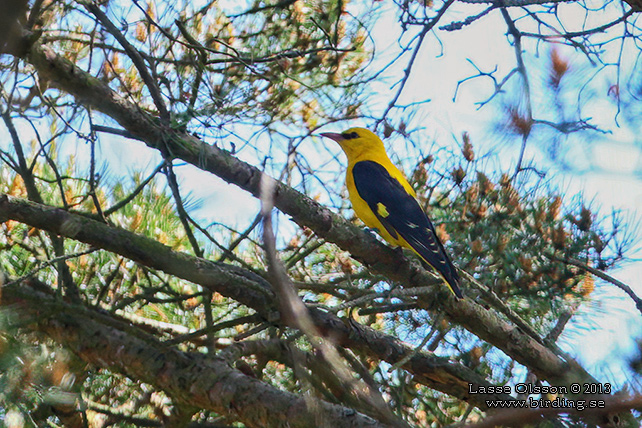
[320, 132, 345, 142]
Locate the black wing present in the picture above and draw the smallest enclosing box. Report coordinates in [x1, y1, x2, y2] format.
[352, 160, 462, 298]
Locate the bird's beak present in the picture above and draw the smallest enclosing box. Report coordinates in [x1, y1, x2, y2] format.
[320, 132, 345, 142]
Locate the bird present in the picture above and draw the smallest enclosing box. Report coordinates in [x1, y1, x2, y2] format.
[321, 127, 463, 298]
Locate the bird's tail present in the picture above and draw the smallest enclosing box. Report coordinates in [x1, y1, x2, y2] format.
[441, 269, 463, 299]
[411, 245, 463, 299]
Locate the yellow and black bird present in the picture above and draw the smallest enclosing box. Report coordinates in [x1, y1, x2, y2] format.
[321, 127, 463, 298]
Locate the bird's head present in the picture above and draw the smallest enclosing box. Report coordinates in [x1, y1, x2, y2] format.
[320, 127, 386, 161]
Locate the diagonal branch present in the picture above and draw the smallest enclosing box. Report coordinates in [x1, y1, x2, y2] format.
[1, 280, 385, 428]
[259, 177, 408, 427]
[0, 193, 514, 409]
[548, 253, 642, 316]
[377, 0, 456, 125]
[84, 1, 169, 123]
[1, 106, 80, 301]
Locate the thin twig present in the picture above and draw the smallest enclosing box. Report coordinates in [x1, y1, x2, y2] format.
[259, 174, 409, 428]
[84, 2, 169, 123]
[5, 247, 98, 287]
[548, 253, 642, 316]
[377, 0, 456, 125]
[104, 162, 165, 217]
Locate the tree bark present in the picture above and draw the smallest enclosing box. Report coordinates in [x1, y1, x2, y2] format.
[1, 280, 385, 428]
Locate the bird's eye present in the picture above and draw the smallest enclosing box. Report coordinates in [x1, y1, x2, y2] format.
[340, 131, 360, 140]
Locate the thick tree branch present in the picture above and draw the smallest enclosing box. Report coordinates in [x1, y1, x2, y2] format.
[0, 193, 512, 409]
[464, 395, 642, 428]
[0, 280, 385, 428]
[0, 194, 275, 312]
